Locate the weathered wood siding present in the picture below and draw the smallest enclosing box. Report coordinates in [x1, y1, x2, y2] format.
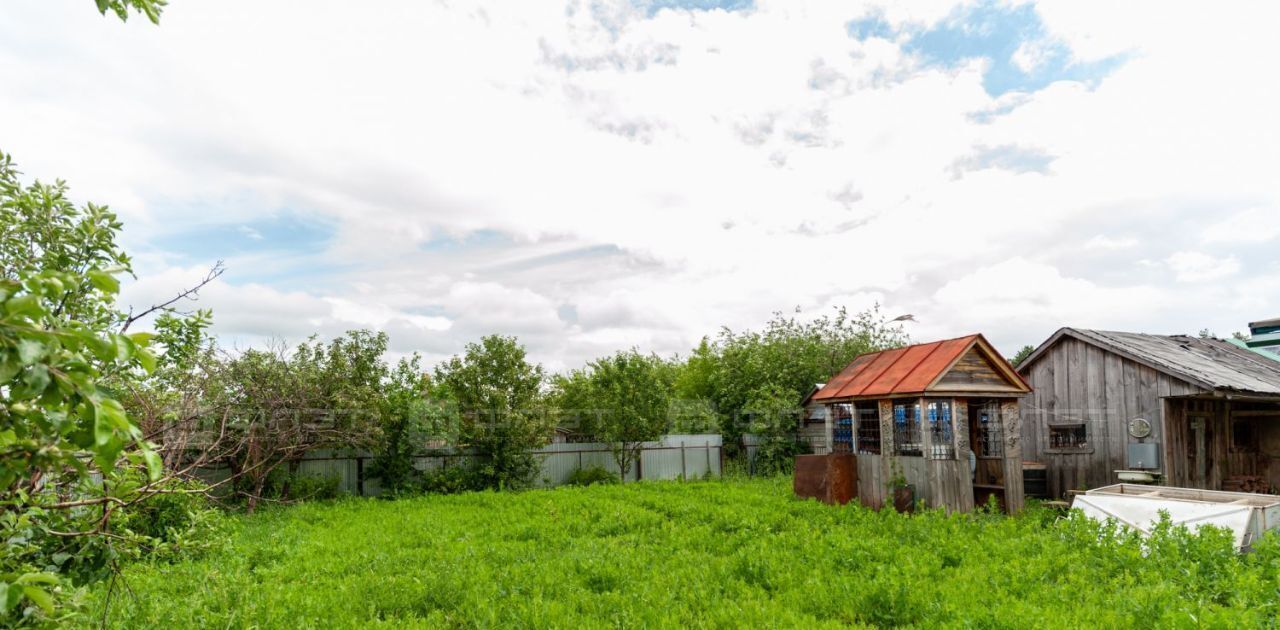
[936, 348, 1016, 389]
[1021, 336, 1204, 498]
[1165, 399, 1280, 491]
[1001, 399, 1024, 512]
[850, 396, 1022, 513]
[856, 454, 885, 508]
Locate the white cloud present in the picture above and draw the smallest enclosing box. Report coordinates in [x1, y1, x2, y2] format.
[928, 257, 1168, 347]
[1165, 251, 1241, 283]
[1202, 207, 1280, 244]
[1011, 39, 1051, 73]
[4, 0, 1280, 367]
[1084, 235, 1138, 250]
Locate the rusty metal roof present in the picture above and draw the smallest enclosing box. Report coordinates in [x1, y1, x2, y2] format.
[814, 334, 1027, 401]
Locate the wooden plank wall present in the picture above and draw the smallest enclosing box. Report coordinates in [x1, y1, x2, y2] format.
[936, 348, 1018, 389]
[856, 454, 885, 508]
[830, 395, 1032, 513]
[1021, 337, 1204, 498]
[1164, 399, 1279, 491]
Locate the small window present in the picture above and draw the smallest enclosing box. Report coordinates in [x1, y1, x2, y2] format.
[926, 400, 955, 460]
[831, 404, 853, 454]
[1232, 417, 1258, 453]
[856, 404, 881, 455]
[894, 401, 922, 456]
[1049, 424, 1088, 449]
[975, 402, 1004, 458]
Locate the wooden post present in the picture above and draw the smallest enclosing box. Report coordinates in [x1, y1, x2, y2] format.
[824, 403, 835, 454]
[954, 398, 975, 512]
[356, 457, 365, 496]
[920, 396, 938, 509]
[681, 441, 687, 480]
[879, 399, 895, 500]
[1001, 399, 1025, 512]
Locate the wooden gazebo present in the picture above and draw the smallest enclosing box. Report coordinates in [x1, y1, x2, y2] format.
[814, 334, 1032, 512]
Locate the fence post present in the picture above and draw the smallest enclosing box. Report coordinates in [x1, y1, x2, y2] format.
[636, 448, 643, 482]
[707, 441, 713, 476]
[681, 441, 687, 480]
[356, 457, 365, 496]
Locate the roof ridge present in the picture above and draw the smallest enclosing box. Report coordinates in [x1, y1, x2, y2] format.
[894, 339, 948, 392]
[1075, 329, 1280, 394]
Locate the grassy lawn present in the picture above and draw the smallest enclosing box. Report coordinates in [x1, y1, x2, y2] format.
[90, 478, 1280, 628]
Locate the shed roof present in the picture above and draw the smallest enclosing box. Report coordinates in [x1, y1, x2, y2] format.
[1248, 317, 1280, 330]
[1019, 328, 1280, 396]
[814, 334, 1028, 401]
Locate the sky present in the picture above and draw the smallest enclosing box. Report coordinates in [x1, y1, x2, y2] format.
[1, 0, 1277, 372]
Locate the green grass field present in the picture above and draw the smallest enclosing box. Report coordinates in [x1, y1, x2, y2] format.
[90, 478, 1280, 628]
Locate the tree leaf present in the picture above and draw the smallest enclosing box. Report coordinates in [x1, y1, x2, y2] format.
[0, 582, 15, 614]
[94, 437, 124, 473]
[16, 338, 45, 366]
[93, 405, 113, 447]
[0, 355, 19, 384]
[136, 347, 157, 374]
[22, 364, 51, 395]
[22, 585, 54, 614]
[96, 398, 131, 432]
[87, 268, 120, 294]
[142, 448, 163, 482]
[4, 294, 42, 318]
[112, 333, 135, 363]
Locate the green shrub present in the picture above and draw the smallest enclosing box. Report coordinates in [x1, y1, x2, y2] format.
[257, 470, 344, 503]
[115, 481, 232, 562]
[419, 464, 486, 494]
[288, 473, 344, 501]
[565, 466, 619, 486]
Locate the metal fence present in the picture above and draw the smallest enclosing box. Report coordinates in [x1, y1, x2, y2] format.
[267, 434, 724, 496]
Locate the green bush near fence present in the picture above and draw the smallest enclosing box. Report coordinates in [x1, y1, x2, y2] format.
[86, 478, 1280, 628]
[565, 465, 621, 486]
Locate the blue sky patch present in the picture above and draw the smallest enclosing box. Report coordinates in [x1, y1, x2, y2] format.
[638, 0, 753, 17]
[419, 228, 513, 252]
[850, 1, 1127, 97]
[159, 211, 335, 263]
[847, 12, 894, 41]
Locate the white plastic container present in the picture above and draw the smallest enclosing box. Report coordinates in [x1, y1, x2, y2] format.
[1073, 483, 1280, 551]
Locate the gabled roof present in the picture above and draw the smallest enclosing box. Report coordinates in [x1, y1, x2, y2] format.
[1018, 328, 1280, 396]
[814, 334, 1029, 401]
[799, 383, 825, 406]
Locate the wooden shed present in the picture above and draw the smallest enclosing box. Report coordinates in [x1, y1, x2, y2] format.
[1018, 328, 1280, 498]
[813, 334, 1031, 513]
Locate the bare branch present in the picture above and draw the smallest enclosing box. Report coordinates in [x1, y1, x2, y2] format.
[120, 260, 225, 332]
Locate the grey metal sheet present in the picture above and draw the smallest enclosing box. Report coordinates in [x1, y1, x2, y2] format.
[1072, 329, 1280, 395]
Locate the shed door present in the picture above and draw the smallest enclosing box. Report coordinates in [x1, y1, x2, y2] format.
[1188, 415, 1211, 488]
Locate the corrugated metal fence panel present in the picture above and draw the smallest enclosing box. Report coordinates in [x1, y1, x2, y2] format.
[198, 434, 724, 496]
[297, 457, 359, 492]
[742, 433, 762, 472]
[535, 444, 623, 486]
